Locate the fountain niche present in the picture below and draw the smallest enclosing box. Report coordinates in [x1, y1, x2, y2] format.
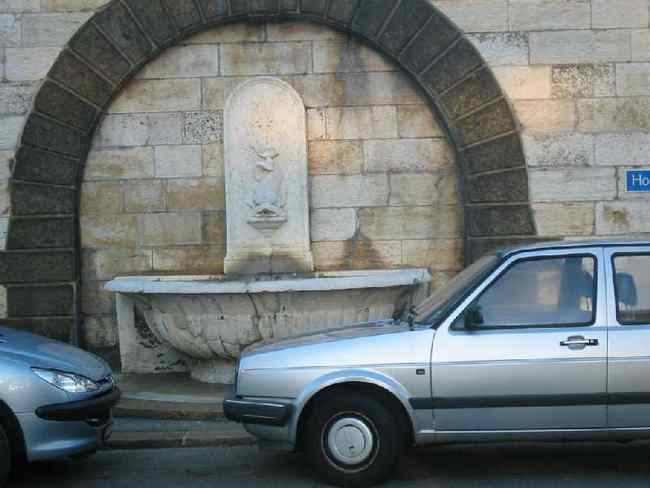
[106, 77, 431, 383]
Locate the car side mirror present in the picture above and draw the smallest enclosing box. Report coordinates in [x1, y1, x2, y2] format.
[464, 304, 484, 330]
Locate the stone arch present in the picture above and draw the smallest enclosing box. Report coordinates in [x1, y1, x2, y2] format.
[0, 0, 539, 343]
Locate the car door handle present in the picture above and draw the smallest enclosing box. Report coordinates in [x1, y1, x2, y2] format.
[560, 336, 599, 349]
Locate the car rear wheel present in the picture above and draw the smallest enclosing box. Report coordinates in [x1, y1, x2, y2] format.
[303, 392, 404, 487]
[0, 424, 11, 487]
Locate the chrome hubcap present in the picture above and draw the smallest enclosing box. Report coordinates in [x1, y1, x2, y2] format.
[326, 417, 374, 466]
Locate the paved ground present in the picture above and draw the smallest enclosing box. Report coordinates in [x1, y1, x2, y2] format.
[7, 441, 650, 487]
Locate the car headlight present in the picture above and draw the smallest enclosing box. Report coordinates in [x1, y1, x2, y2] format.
[32, 368, 100, 393]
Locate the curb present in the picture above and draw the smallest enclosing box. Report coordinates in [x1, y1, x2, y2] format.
[104, 428, 255, 450]
[114, 398, 224, 421]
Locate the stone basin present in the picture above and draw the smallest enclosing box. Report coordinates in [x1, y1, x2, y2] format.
[106, 269, 431, 383]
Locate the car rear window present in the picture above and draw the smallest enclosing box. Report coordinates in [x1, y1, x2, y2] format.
[613, 254, 650, 325]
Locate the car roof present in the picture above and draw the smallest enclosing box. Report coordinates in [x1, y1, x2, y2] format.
[498, 238, 650, 258]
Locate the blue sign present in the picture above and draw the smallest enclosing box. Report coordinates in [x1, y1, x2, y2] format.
[626, 170, 650, 192]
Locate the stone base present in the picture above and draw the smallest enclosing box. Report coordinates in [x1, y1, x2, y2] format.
[224, 251, 314, 274]
[190, 358, 236, 384]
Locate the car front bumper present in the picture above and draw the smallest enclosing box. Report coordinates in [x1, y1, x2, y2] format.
[223, 385, 292, 427]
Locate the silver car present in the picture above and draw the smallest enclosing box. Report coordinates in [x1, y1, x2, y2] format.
[0, 326, 119, 485]
[225, 239, 650, 486]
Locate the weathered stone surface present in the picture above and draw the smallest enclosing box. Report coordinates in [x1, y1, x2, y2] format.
[187, 22, 264, 43]
[195, 0, 227, 19]
[533, 203, 595, 237]
[82, 315, 118, 346]
[69, 23, 131, 84]
[378, 0, 431, 54]
[456, 100, 514, 146]
[0, 251, 74, 284]
[631, 30, 650, 62]
[7, 285, 73, 316]
[81, 248, 152, 281]
[592, 0, 649, 29]
[596, 201, 650, 235]
[403, 238, 463, 270]
[137, 213, 202, 246]
[493, 66, 551, 100]
[311, 240, 403, 269]
[183, 111, 223, 144]
[578, 98, 650, 132]
[595, 133, 650, 167]
[352, 0, 393, 38]
[166, 178, 225, 211]
[0, 116, 23, 150]
[34, 81, 99, 132]
[0, 84, 34, 114]
[202, 211, 226, 244]
[124, 180, 164, 213]
[310, 208, 357, 241]
[514, 99, 576, 133]
[308, 140, 363, 175]
[81, 215, 138, 247]
[0, 13, 20, 47]
[422, 38, 482, 95]
[389, 172, 459, 206]
[221, 42, 311, 75]
[530, 30, 631, 64]
[397, 105, 445, 138]
[616, 63, 650, 97]
[440, 68, 502, 119]
[3, 317, 73, 342]
[13, 146, 78, 186]
[5, 47, 59, 81]
[161, 0, 202, 30]
[400, 11, 457, 74]
[12, 182, 75, 216]
[85, 147, 154, 180]
[153, 246, 225, 273]
[510, 0, 590, 31]
[313, 39, 394, 74]
[468, 32, 529, 67]
[7, 217, 74, 249]
[307, 108, 327, 140]
[529, 168, 617, 202]
[433, 0, 508, 33]
[364, 139, 453, 173]
[462, 133, 525, 174]
[80, 181, 123, 215]
[154, 145, 202, 178]
[359, 205, 461, 240]
[41, 0, 109, 10]
[50, 51, 113, 108]
[467, 205, 535, 237]
[93, 113, 182, 147]
[94, 1, 152, 64]
[22, 12, 90, 46]
[110, 79, 201, 113]
[328, 0, 358, 24]
[467, 168, 529, 204]
[284, 74, 345, 107]
[201, 143, 224, 177]
[342, 72, 420, 106]
[300, 0, 327, 16]
[268, 23, 338, 43]
[324, 106, 397, 140]
[523, 133, 594, 167]
[311, 174, 389, 208]
[137, 45, 220, 79]
[551, 64, 616, 98]
[124, 0, 176, 46]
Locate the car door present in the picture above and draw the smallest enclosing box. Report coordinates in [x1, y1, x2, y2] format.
[431, 248, 608, 433]
[605, 246, 650, 428]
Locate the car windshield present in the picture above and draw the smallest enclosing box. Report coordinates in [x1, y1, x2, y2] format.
[415, 253, 501, 326]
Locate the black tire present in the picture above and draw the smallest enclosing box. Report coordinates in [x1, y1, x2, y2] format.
[303, 391, 404, 487]
[0, 424, 11, 488]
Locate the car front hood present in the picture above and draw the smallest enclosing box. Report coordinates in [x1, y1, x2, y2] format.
[0, 326, 110, 381]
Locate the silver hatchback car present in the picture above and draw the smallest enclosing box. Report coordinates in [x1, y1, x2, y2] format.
[0, 326, 120, 485]
[225, 240, 650, 487]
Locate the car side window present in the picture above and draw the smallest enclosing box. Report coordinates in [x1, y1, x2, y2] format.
[613, 254, 650, 325]
[469, 256, 596, 329]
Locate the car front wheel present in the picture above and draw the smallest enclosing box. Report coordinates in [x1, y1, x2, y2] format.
[303, 391, 405, 487]
[0, 424, 11, 487]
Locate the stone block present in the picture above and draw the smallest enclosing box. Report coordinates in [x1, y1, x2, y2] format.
[311, 240, 403, 271]
[440, 68, 501, 119]
[352, 0, 394, 38]
[467, 205, 535, 237]
[22, 12, 91, 46]
[592, 0, 649, 29]
[82, 316, 118, 347]
[466, 168, 529, 204]
[514, 100, 576, 133]
[310, 208, 357, 241]
[137, 213, 202, 246]
[81, 248, 152, 281]
[202, 143, 224, 178]
[510, 0, 590, 31]
[341, 72, 421, 106]
[456, 100, 514, 146]
[22, 114, 87, 157]
[493, 66, 551, 100]
[13, 146, 78, 185]
[0, 0, 40, 12]
[306, 108, 327, 140]
[595, 133, 650, 167]
[578, 98, 650, 132]
[166, 178, 225, 211]
[94, 1, 152, 65]
[195, 0, 227, 19]
[93, 113, 182, 148]
[183, 111, 223, 144]
[153, 246, 225, 273]
[161, 0, 202, 31]
[0, 13, 20, 47]
[467, 32, 529, 67]
[137, 45, 220, 79]
[400, 11, 456, 74]
[34, 81, 99, 132]
[523, 133, 594, 167]
[12, 181, 75, 216]
[80, 181, 123, 215]
[551, 64, 616, 98]
[359, 205, 462, 240]
[81, 215, 138, 248]
[0, 115, 21, 150]
[123, 0, 176, 46]
[421, 38, 482, 95]
[327, 0, 357, 24]
[310, 174, 389, 208]
[325, 106, 397, 140]
[124, 180, 164, 213]
[41, 0, 112, 10]
[378, 0, 431, 54]
[313, 39, 394, 74]
[397, 105, 445, 138]
[463, 134, 525, 175]
[85, 147, 154, 181]
[403, 239, 463, 271]
[69, 23, 131, 84]
[3, 318, 73, 342]
[50, 51, 113, 107]
[631, 30, 650, 62]
[529, 168, 617, 202]
[533, 203, 595, 237]
[0, 250, 74, 284]
[308, 140, 363, 175]
[433, 0, 508, 32]
[596, 201, 650, 235]
[186, 22, 264, 44]
[5, 47, 58, 81]
[202, 211, 226, 244]
[365, 139, 453, 173]
[82, 282, 115, 315]
[154, 145, 202, 178]
[389, 172, 459, 206]
[0, 84, 34, 115]
[530, 30, 631, 64]
[8, 285, 73, 316]
[284, 74, 345, 108]
[7, 217, 74, 249]
[109, 79, 201, 114]
[617, 63, 650, 97]
[0, 151, 11, 179]
[267, 21, 341, 41]
[221, 42, 311, 76]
